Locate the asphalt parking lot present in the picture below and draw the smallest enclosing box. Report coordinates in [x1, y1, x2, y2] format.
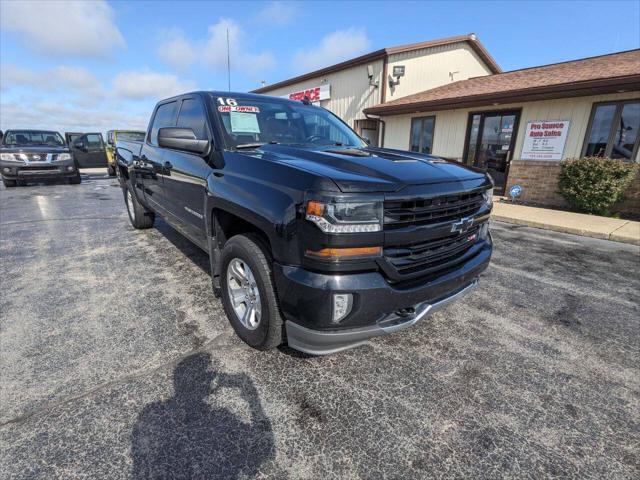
[1, 171, 639, 479]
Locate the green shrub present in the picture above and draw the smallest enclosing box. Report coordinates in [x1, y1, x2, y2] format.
[558, 157, 638, 215]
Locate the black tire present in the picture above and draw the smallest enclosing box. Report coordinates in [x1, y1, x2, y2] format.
[220, 234, 284, 350]
[68, 172, 81, 184]
[2, 178, 17, 187]
[124, 185, 155, 229]
[107, 165, 116, 177]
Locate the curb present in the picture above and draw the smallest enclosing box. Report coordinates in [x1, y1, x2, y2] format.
[492, 215, 640, 246]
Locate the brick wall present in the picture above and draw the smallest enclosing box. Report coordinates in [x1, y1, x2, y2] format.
[505, 160, 640, 216]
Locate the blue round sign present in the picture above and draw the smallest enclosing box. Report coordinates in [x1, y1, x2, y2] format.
[509, 184, 522, 198]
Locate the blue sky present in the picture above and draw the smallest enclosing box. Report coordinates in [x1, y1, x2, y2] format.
[1, 0, 639, 134]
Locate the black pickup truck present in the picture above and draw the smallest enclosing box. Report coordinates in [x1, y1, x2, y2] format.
[116, 91, 493, 355]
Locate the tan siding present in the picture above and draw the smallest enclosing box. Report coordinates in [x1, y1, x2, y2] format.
[383, 92, 640, 162]
[386, 42, 493, 101]
[256, 60, 384, 127]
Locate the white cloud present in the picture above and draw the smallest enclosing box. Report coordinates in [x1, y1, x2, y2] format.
[1, 65, 102, 96]
[0, 100, 149, 134]
[256, 1, 298, 26]
[293, 28, 371, 72]
[0, 0, 125, 58]
[157, 30, 198, 71]
[113, 70, 196, 100]
[157, 19, 275, 75]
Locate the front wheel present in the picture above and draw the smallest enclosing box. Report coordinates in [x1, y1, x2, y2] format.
[219, 234, 284, 350]
[107, 165, 116, 177]
[124, 185, 155, 229]
[2, 178, 17, 187]
[68, 172, 81, 184]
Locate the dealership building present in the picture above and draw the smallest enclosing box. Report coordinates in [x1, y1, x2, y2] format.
[253, 36, 640, 215]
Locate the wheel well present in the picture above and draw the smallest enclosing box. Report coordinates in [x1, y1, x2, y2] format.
[213, 209, 271, 252]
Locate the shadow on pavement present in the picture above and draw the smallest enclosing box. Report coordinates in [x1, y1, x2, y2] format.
[131, 353, 275, 479]
[154, 219, 210, 274]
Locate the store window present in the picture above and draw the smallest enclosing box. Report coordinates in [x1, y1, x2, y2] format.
[409, 116, 435, 154]
[583, 100, 640, 161]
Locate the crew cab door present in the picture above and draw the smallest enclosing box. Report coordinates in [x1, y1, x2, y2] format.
[70, 133, 108, 168]
[139, 100, 179, 210]
[160, 96, 211, 245]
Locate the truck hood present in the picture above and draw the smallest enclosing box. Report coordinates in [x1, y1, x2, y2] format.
[0, 146, 70, 154]
[256, 144, 487, 193]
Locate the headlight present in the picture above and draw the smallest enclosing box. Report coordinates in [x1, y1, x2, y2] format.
[483, 188, 493, 207]
[57, 153, 71, 161]
[0, 153, 18, 161]
[306, 200, 383, 233]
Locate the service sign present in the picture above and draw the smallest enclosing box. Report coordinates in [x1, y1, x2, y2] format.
[521, 120, 571, 160]
[285, 84, 331, 103]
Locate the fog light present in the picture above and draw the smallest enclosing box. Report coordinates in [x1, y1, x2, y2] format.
[3, 167, 10, 173]
[332, 293, 353, 323]
[66, 165, 74, 171]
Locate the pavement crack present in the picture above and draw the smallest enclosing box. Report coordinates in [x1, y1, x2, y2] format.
[0, 333, 231, 428]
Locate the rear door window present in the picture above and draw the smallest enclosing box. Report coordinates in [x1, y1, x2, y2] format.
[149, 101, 178, 145]
[85, 134, 103, 151]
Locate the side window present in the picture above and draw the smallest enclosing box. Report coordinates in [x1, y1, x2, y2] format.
[149, 101, 178, 145]
[176, 98, 208, 140]
[583, 101, 640, 160]
[410, 116, 435, 154]
[85, 134, 102, 151]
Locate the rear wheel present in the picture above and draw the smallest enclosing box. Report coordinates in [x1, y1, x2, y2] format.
[220, 234, 284, 350]
[124, 185, 155, 229]
[2, 178, 17, 187]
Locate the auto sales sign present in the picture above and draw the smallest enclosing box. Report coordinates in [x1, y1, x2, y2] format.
[285, 84, 331, 103]
[521, 120, 570, 161]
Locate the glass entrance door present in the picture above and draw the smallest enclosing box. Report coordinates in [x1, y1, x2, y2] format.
[465, 110, 520, 195]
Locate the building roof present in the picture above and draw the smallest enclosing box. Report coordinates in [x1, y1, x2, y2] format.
[364, 49, 640, 115]
[251, 34, 501, 94]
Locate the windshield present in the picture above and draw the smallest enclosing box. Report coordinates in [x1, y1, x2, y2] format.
[211, 95, 366, 149]
[118, 131, 145, 142]
[3, 131, 65, 147]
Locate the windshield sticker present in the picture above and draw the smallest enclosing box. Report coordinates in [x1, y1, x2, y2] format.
[229, 112, 261, 133]
[218, 105, 260, 113]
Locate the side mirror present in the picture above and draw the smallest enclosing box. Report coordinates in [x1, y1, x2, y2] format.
[74, 140, 86, 151]
[158, 127, 209, 155]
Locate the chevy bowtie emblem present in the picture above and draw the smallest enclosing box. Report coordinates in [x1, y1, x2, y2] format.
[451, 216, 474, 234]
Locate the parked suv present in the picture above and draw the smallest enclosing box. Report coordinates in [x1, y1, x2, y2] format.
[116, 92, 493, 354]
[0, 129, 80, 186]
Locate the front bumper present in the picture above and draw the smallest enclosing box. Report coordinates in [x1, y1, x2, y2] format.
[274, 237, 492, 355]
[286, 279, 478, 355]
[0, 160, 77, 180]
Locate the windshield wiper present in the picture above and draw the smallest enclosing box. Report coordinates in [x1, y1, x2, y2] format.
[235, 141, 279, 150]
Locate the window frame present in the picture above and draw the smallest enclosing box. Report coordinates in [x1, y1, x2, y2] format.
[176, 96, 211, 142]
[409, 115, 436, 154]
[582, 99, 640, 161]
[146, 100, 179, 146]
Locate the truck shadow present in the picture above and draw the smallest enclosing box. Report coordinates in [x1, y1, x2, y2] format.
[154, 219, 210, 275]
[130, 352, 275, 479]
